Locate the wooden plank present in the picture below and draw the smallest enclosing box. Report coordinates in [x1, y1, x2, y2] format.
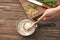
[0, 12, 27, 20]
[0, 3, 21, 7]
[0, 0, 19, 3]
[0, 3, 23, 12]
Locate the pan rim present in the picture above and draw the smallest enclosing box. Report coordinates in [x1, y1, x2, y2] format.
[16, 17, 36, 36]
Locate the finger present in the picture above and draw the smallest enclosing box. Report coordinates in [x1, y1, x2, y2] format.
[43, 15, 56, 20]
[43, 17, 47, 20]
[41, 15, 52, 20]
[38, 14, 45, 21]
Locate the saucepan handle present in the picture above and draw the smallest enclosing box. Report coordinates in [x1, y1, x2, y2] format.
[36, 22, 56, 28]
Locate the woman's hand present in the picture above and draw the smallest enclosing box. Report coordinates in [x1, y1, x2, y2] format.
[38, 6, 60, 21]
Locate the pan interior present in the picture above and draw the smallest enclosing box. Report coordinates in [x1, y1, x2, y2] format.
[17, 18, 36, 36]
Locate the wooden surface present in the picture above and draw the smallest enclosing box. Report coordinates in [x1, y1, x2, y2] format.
[19, 0, 46, 18]
[0, 0, 60, 40]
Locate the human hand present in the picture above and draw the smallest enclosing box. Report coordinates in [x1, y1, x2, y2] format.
[38, 6, 60, 21]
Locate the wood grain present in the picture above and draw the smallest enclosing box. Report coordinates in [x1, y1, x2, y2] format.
[0, 0, 60, 40]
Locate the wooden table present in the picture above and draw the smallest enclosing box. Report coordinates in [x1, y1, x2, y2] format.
[0, 0, 60, 40]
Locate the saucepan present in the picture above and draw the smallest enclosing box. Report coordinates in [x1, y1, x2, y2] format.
[16, 16, 55, 36]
